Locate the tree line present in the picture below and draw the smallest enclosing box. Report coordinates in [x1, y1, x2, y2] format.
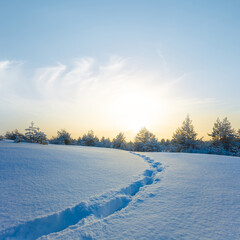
[1, 115, 240, 156]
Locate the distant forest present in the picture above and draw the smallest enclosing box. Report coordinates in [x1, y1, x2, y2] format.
[1, 115, 240, 157]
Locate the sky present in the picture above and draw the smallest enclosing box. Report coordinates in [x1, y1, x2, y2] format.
[0, 0, 239, 140]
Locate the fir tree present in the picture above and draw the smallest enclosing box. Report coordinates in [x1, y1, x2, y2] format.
[236, 129, 240, 141]
[209, 117, 235, 151]
[25, 122, 37, 143]
[134, 127, 160, 152]
[172, 115, 197, 150]
[54, 129, 73, 145]
[25, 122, 47, 144]
[112, 132, 126, 149]
[81, 130, 99, 146]
[99, 137, 112, 148]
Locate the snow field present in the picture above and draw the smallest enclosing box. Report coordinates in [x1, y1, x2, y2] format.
[0, 150, 163, 240]
[0, 142, 149, 239]
[1, 141, 240, 240]
[64, 152, 240, 240]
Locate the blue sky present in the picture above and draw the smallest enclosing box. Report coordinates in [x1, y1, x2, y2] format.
[0, 0, 239, 139]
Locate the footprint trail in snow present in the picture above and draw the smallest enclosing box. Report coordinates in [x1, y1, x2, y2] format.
[0, 152, 164, 240]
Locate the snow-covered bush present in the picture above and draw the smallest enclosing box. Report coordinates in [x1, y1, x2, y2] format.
[112, 132, 126, 149]
[0, 135, 3, 141]
[80, 130, 99, 146]
[5, 129, 25, 141]
[35, 131, 48, 144]
[134, 127, 160, 152]
[159, 139, 171, 152]
[14, 135, 24, 143]
[51, 129, 73, 145]
[6, 116, 238, 157]
[98, 137, 112, 148]
[125, 141, 134, 151]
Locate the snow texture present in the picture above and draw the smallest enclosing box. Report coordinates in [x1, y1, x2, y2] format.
[58, 153, 239, 240]
[0, 141, 148, 239]
[1, 141, 240, 240]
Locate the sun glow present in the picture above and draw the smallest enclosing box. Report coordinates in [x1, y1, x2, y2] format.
[109, 89, 165, 133]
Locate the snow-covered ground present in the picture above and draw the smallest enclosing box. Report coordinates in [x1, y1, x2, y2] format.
[1, 141, 240, 240]
[0, 141, 147, 239]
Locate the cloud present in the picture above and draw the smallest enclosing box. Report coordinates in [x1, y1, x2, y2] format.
[0, 60, 24, 92]
[162, 73, 186, 92]
[156, 48, 168, 72]
[2, 56, 214, 118]
[0, 60, 11, 70]
[0, 60, 23, 71]
[2, 56, 214, 135]
[30, 56, 169, 104]
[173, 97, 217, 107]
[35, 63, 66, 99]
[0, 56, 225, 140]
[1, 57, 215, 110]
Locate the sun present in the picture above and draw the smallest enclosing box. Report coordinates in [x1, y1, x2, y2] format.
[111, 92, 158, 133]
[103, 80, 169, 135]
[123, 116, 148, 133]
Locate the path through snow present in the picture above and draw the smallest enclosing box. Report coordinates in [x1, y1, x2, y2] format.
[0, 153, 164, 240]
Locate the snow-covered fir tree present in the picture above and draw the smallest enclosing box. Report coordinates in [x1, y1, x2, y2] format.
[112, 132, 126, 149]
[25, 122, 37, 143]
[172, 115, 197, 151]
[81, 130, 99, 146]
[25, 122, 48, 144]
[159, 139, 172, 152]
[18, 116, 239, 156]
[51, 129, 73, 145]
[237, 129, 240, 140]
[208, 117, 235, 151]
[35, 128, 48, 144]
[134, 127, 160, 152]
[99, 137, 112, 148]
[234, 129, 240, 156]
[125, 141, 134, 151]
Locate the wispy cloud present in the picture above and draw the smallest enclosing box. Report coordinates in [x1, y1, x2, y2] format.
[31, 56, 169, 102]
[0, 57, 215, 108]
[0, 60, 11, 70]
[0, 56, 218, 137]
[173, 97, 217, 107]
[162, 73, 187, 92]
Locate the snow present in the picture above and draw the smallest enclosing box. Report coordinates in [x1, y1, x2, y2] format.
[0, 141, 147, 238]
[60, 152, 240, 240]
[1, 141, 240, 240]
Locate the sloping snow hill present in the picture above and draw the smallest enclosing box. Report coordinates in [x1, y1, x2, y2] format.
[0, 141, 148, 239]
[1, 141, 240, 240]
